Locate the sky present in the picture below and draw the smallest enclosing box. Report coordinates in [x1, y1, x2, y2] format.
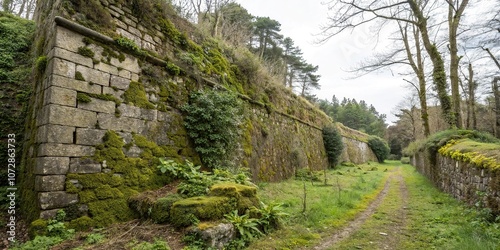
[235, 0, 410, 124]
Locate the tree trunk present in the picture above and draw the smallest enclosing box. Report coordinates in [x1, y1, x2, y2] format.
[468, 63, 477, 129]
[448, 0, 469, 129]
[493, 77, 500, 138]
[408, 0, 455, 128]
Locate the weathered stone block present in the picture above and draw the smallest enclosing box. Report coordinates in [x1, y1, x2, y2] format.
[38, 143, 96, 157]
[114, 18, 128, 29]
[141, 109, 157, 121]
[35, 157, 70, 175]
[123, 145, 142, 157]
[117, 28, 141, 48]
[49, 47, 93, 68]
[37, 124, 75, 144]
[128, 25, 141, 37]
[110, 75, 130, 90]
[102, 87, 124, 100]
[49, 58, 75, 78]
[76, 65, 110, 86]
[76, 128, 106, 145]
[69, 158, 102, 174]
[40, 209, 59, 220]
[51, 75, 102, 95]
[118, 69, 132, 79]
[55, 26, 85, 53]
[108, 4, 124, 15]
[47, 105, 97, 127]
[35, 175, 66, 192]
[78, 98, 116, 114]
[110, 53, 140, 74]
[98, 113, 146, 132]
[39, 191, 79, 210]
[94, 62, 119, 75]
[43, 86, 76, 107]
[117, 104, 141, 118]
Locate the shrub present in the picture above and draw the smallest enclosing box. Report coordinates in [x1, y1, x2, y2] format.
[367, 136, 390, 163]
[182, 89, 243, 169]
[322, 125, 344, 168]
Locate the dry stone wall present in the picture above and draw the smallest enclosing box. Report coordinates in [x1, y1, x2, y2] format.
[21, 0, 377, 222]
[411, 151, 500, 213]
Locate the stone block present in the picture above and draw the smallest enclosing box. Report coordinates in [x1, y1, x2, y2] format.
[114, 17, 128, 29]
[123, 145, 142, 157]
[118, 69, 132, 79]
[69, 158, 102, 174]
[98, 113, 146, 133]
[38, 143, 96, 157]
[157, 111, 170, 122]
[35, 157, 70, 175]
[128, 26, 141, 37]
[117, 103, 141, 118]
[76, 128, 106, 145]
[47, 104, 97, 127]
[110, 53, 140, 74]
[49, 47, 93, 68]
[35, 175, 66, 192]
[51, 75, 102, 95]
[49, 58, 75, 78]
[109, 4, 124, 15]
[40, 209, 59, 219]
[78, 98, 116, 114]
[141, 109, 158, 121]
[94, 62, 119, 75]
[110, 75, 130, 90]
[76, 65, 110, 86]
[122, 16, 136, 28]
[43, 86, 76, 107]
[55, 26, 85, 53]
[39, 191, 78, 210]
[102, 87, 124, 100]
[117, 28, 141, 48]
[37, 124, 75, 144]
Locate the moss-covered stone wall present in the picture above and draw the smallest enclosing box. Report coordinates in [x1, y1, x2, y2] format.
[22, 0, 376, 225]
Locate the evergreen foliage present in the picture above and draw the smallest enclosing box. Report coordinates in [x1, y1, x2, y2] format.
[322, 125, 344, 168]
[182, 89, 243, 169]
[367, 136, 390, 163]
[318, 96, 387, 137]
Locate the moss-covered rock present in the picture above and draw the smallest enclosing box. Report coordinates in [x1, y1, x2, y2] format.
[170, 196, 233, 227]
[209, 183, 260, 213]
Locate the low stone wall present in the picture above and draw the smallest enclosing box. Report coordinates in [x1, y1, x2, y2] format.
[411, 151, 500, 213]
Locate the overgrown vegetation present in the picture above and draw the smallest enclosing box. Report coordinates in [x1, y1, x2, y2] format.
[367, 135, 390, 163]
[182, 89, 243, 169]
[0, 12, 34, 213]
[322, 125, 344, 168]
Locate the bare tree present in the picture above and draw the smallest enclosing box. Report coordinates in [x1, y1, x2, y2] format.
[320, 0, 473, 128]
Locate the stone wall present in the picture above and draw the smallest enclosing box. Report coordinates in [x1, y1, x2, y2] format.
[21, 0, 376, 223]
[411, 151, 500, 213]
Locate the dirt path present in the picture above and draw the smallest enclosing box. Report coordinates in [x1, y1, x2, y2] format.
[313, 167, 409, 250]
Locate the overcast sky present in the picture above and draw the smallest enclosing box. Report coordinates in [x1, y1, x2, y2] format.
[235, 0, 409, 124]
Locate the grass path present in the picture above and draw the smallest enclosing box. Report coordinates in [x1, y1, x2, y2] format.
[252, 162, 500, 250]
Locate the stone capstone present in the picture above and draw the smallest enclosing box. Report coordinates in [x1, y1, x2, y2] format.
[190, 223, 236, 250]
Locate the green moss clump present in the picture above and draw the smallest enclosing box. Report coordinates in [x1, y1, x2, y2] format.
[123, 81, 155, 109]
[29, 219, 48, 237]
[166, 62, 181, 76]
[75, 71, 85, 81]
[209, 183, 260, 213]
[170, 196, 233, 227]
[35, 56, 47, 74]
[77, 46, 95, 58]
[77, 93, 92, 103]
[68, 216, 95, 231]
[87, 199, 135, 227]
[151, 194, 183, 223]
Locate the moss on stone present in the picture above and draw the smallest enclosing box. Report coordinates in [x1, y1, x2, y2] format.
[151, 194, 183, 223]
[68, 216, 95, 231]
[29, 219, 48, 237]
[77, 46, 95, 58]
[77, 93, 92, 103]
[123, 81, 155, 109]
[170, 196, 233, 227]
[87, 198, 135, 227]
[75, 71, 85, 81]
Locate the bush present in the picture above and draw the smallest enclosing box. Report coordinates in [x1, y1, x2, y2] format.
[367, 136, 390, 163]
[182, 89, 243, 169]
[322, 125, 344, 168]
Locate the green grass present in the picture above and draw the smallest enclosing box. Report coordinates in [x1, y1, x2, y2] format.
[249, 162, 500, 249]
[248, 161, 395, 249]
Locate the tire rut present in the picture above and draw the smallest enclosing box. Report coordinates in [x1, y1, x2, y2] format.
[312, 173, 395, 250]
